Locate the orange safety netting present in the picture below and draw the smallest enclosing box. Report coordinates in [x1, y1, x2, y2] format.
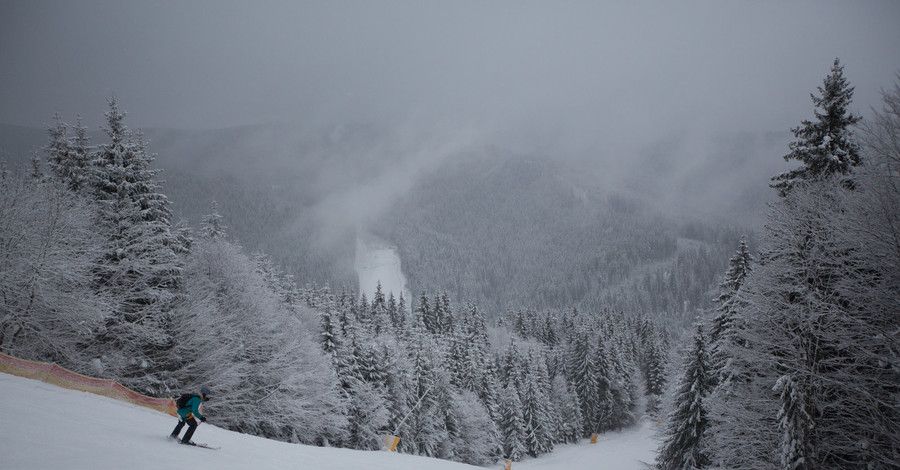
[0, 352, 177, 416]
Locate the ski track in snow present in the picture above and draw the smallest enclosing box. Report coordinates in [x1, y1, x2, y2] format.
[0, 369, 658, 470]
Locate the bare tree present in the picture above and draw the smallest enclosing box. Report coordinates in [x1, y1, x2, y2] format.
[0, 174, 109, 369]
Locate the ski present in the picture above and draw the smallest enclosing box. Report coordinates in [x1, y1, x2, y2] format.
[192, 443, 220, 450]
[166, 435, 219, 450]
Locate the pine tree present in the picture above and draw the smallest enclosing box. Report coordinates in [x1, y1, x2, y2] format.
[320, 303, 340, 356]
[500, 341, 526, 392]
[605, 341, 637, 431]
[396, 293, 408, 330]
[709, 238, 752, 342]
[45, 114, 92, 192]
[708, 237, 752, 386]
[440, 292, 454, 334]
[772, 58, 861, 196]
[447, 389, 501, 466]
[477, 360, 502, 423]
[645, 332, 668, 396]
[656, 324, 711, 470]
[549, 374, 583, 444]
[592, 339, 616, 432]
[381, 342, 411, 448]
[566, 328, 597, 436]
[400, 311, 447, 456]
[88, 97, 183, 392]
[415, 292, 436, 334]
[520, 352, 555, 456]
[498, 384, 527, 461]
[201, 200, 227, 240]
[370, 282, 390, 336]
[774, 374, 815, 470]
[639, 319, 669, 415]
[28, 153, 44, 181]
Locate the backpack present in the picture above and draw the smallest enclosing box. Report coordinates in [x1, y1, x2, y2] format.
[175, 393, 194, 410]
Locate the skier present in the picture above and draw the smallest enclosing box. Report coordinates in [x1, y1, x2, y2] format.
[169, 386, 211, 446]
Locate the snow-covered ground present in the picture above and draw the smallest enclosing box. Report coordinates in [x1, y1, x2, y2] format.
[503, 422, 659, 470]
[0, 372, 658, 469]
[355, 233, 411, 304]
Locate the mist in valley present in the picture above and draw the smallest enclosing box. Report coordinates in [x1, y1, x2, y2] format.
[2, 1, 899, 321]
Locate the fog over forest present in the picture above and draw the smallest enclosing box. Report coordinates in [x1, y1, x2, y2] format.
[3, 2, 898, 313]
[3, 2, 899, 219]
[2, 2, 900, 469]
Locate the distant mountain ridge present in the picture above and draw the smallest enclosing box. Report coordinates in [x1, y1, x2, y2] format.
[0, 121, 791, 324]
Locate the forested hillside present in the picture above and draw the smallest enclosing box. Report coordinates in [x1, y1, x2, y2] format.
[372, 150, 757, 325]
[0, 121, 786, 327]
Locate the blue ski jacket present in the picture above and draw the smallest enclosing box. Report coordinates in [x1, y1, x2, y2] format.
[177, 394, 206, 421]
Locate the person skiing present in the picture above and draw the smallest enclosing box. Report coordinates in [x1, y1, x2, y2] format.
[169, 386, 211, 445]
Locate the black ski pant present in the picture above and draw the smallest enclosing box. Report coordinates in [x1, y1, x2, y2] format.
[171, 416, 198, 443]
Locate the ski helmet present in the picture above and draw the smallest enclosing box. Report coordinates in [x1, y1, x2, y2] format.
[200, 386, 211, 399]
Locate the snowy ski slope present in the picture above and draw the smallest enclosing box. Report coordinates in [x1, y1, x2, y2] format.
[0, 372, 657, 469]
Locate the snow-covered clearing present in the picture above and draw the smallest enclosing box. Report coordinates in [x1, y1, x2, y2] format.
[0, 372, 658, 470]
[355, 233, 410, 303]
[506, 422, 658, 470]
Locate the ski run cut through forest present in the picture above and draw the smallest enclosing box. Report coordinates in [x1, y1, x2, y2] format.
[0, 373, 658, 470]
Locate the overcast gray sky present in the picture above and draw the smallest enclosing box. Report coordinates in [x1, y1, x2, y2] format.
[2, 0, 899, 149]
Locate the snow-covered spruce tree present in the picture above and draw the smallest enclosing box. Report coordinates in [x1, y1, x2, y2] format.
[566, 327, 598, 436]
[88, 97, 185, 392]
[397, 309, 448, 456]
[498, 383, 527, 462]
[200, 200, 227, 240]
[45, 114, 92, 192]
[520, 352, 554, 457]
[380, 341, 412, 450]
[708, 62, 870, 470]
[415, 291, 435, 334]
[343, 377, 390, 450]
[702, 238, 770, 469]
[592, 338, 616, 433]
[456, 301, 492, 387]
[446, 322, 470, 390]
[739, 83, 900, 469]
[605, 337, 638, 432]
[775, 181, 885, 470]
[319, 301, 341, 356]
[370, 282, 391, 336]
[771, 58, 861, 197]
[708, 237, 752, 387]
[387, 292, 404, 329]
[549, 373, 583, 444]
[656, 324, 711, 470]
[330, 307, 389, 450]
[446, 389, 501, 466]
[712, 163, 899, 469]
[644, 332, 668, 415]
[477, 359, 503, 424]
[638, 318, 669, 416]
